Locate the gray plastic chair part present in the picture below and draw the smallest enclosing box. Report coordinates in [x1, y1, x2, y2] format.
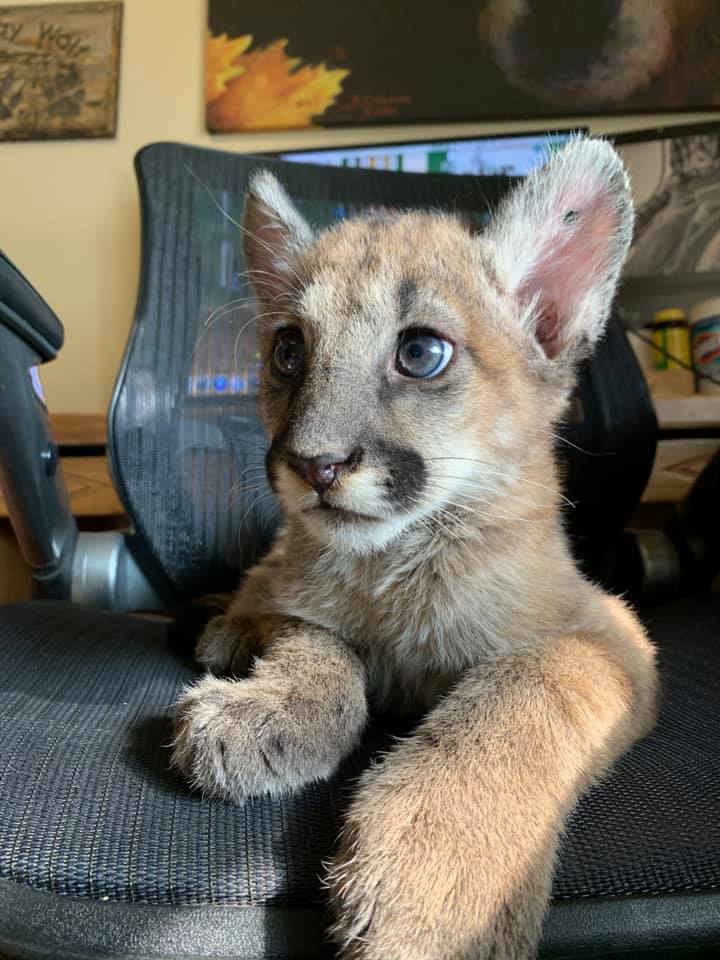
[0, 323, 77, 599]
[2, 876, 718, 960]
[71, 531, 166, 612]
[0, 250, 64, 360]
[0, 878, 330, 960]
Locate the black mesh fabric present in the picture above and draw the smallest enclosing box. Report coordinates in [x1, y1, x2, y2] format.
[109, 143, 656, 601]
[0, 596, 717, 910]
[0, 601, 348, 906]
[553, 595, 720, 899]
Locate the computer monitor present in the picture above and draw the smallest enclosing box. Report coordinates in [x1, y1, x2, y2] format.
[277, 128, 585, 178]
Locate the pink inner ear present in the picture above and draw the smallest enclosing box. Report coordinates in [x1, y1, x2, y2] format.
[517, 181, 618, 358]
[533, 305, 564, 359]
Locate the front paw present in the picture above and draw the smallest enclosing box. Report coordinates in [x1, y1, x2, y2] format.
[327, 762, 547, 960]
[171, 674, 353, 801]
[194, 614, 260, 676]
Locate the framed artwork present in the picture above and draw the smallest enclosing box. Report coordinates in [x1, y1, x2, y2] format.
[616, 123, 720, 280]
[0, 1, 122, 141]
[206, 1, 720, 132]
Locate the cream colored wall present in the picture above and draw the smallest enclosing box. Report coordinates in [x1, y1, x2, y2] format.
[2, 0, 717, 412]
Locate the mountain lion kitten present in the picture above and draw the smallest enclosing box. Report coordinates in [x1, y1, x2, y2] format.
[172, 138, 659, 959]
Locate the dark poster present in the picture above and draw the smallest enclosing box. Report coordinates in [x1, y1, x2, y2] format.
[206, 1, 720, 132]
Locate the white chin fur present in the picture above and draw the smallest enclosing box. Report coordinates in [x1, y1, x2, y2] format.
[299, 510, 413, 555]
[273, 454, 480, 555]
[275, 465, 427, 555]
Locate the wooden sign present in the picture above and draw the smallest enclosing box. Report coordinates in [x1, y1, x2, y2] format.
[0, 2, 122, 141]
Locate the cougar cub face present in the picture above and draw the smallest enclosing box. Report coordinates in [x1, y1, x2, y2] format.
[255, 214, 524, 555]
[243, 141, 632, 553]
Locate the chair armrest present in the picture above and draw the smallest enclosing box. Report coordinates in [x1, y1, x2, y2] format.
[0, 251, 64, 360]
[0, 255, 77, 599]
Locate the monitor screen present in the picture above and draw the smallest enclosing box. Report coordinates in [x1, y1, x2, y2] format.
[278, 130, 583, 178]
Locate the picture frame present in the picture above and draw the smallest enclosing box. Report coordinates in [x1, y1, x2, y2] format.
[614, 122, 720, 282]
[0, 1, 123, 141]
[206, 1, 720, 132]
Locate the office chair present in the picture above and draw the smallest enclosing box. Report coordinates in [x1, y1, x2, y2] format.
[0, 143, 717, 959]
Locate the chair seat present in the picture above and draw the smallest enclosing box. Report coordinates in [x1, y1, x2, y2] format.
[0, 598, 718, 959]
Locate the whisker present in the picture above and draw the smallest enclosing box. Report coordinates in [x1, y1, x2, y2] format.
[236, 492, 280, 564]
[430, 475, 546, 509]
[238, 489, 277, 531]
[192, 305, 261, 360]
[230, 475, 268, 495]
[433, 505, 477, 539]
[405, 495, 473, 543]
[427, 485, 546, 525]
[239, 268, 299, 287]
[426, 457, 575, 508]
[230, 431, 267, 447]
[551, 433, 615, 458]
[249, 309, 293, 327]
[230, 477, 269, 502]
[414, 504, 461, 542]
[203, 296, 257, 328]
[184, 163, 306, 291]
[233, 314, 263, 365]
[260, 500, 281, 535]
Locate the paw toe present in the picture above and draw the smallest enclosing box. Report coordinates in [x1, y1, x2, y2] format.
[195, 615, 257, 676]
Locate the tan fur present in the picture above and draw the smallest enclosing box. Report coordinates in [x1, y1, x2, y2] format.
[172, 140, 659, 958]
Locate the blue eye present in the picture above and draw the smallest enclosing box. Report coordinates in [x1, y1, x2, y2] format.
[396, 331, 453, 379]
[273, 329, 305, 377]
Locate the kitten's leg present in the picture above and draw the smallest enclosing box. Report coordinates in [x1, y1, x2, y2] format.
[190, 545, 291, 677]
[167, 594, 233, 659]
[328, 603, 658, 960]
[193, 611, 280, 677]
[171, 621, 367, 800]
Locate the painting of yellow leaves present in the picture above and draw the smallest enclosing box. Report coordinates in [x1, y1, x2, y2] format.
[205, 30, 348, 132]
[207, 1, 720, 133]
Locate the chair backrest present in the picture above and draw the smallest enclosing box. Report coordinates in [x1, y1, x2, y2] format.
[108, 142, 656, 602]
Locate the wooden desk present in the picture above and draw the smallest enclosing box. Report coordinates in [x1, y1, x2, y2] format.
[643, 393, 719, 507]
[654, 395, 720, 433]
[50, 412, 108, 448]
[0, 456, 126, 525]
[0, 455, 127, 605]
[643, 438, 719, 504]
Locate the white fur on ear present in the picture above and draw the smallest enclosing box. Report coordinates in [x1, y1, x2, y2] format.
[243, 170, 313, 304]
[488, 137, 634, 360]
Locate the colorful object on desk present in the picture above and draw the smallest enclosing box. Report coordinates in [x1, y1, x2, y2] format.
[689, 297, 720, 395]
[650, 309, 690, 370]
[647, 308, 693, 396]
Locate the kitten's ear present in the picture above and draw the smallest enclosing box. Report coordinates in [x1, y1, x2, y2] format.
[488, 138, 633, 360]
[243, 171, 313, 303]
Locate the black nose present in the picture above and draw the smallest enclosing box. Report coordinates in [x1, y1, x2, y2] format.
[286, 449, 362, 492]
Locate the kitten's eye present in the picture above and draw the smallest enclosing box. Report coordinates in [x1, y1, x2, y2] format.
[396, 331, 453, 379]
[273, 329, 305, 377]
